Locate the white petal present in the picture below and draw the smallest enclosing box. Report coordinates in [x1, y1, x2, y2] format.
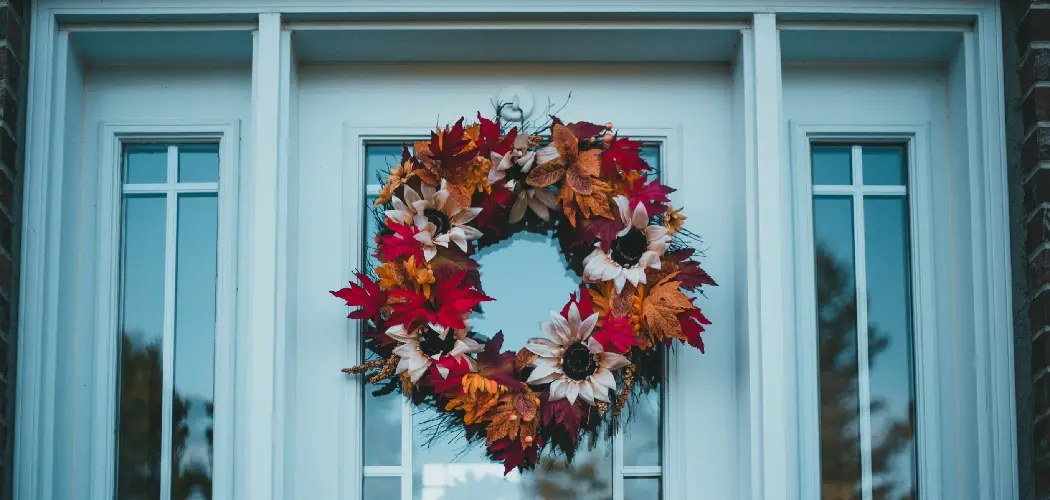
[452, 207, 482, 225]
[433, 189, 451, 211]
[548, 311, 571, 341]
[583, 252, 608, 281]
[408, 363, 429, 383]
[593, 368, 616, 393]
[613, 274, 627, 293]
[510, 195, 528, 224]
[527, 197, 550, 221]
[540, 320, 570, 346]
[413, 214, 431, 231]
[590, 380, 611, 402]
[614, 195, 631, 224]
[639, 251, 661, 270]
[549, 378, 568, 400]
[436, 364, 450, 378]
[527, 361, 561, 383]
[586, 337, 604, 354]
[567, 303, 582, 335]
[459, 225, 483, 241]
[632, 202, 649, 229]
[534, 188, 557, 207]
[625, 267, 644, 286]
[421, 183, 436, 202]
[446, 227, 469, 251]
[414, 230, 434, 246]
[526, 340, 562, 358]
[579, 313, 600, 339]
[601, 352, 630, 370]
[646, 224, 669, 242]
[423, 245, 437, 261]
[433, 233, 451, 248]
[565, 381, 580, 405]
[386, 324, 414, 343]
[517, 151, 536, 172]
[450, 338, 482, 357]
[578, 381, 596, 405]
[403, 185, 421, 207]
[602, 261, 622, 281]
[535, 143, 560, 166]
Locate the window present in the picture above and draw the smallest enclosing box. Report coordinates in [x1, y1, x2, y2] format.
[115, 143, 221, 500]
[360, 142, 664, 500]
[808, 144, 918, 500]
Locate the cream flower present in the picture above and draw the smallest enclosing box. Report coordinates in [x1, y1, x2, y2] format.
[507, 179, 557, 224]
[525, 303, 630, 405]
[387, 323, 483, 382]
[582, 195, 671, 292]
[384, 184, 423, 225]
[406, 183, 483, 261]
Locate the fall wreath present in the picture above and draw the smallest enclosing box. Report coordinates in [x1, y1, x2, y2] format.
[333, 111, 716, 473]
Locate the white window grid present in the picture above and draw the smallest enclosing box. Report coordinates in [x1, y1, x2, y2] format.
[359, 140, 664, 500]
[119, 143, 220, 500]
[810, 143, 910, 500]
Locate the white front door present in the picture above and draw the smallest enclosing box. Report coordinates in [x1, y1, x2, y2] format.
[291, 63, 742, 499]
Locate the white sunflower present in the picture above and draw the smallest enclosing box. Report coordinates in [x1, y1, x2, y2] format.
[525, 303, 630, 405]
[397, 183, 483, 261]
[582, 195, 672, 292]
[387, 323, 483, 382]
[507, 179, 557, 223]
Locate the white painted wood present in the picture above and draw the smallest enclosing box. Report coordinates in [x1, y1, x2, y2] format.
[748, 13, 795, 500]
[160, 145, 179, 500]
[243, 12, 282, 500]
[849, 145, 874, 500]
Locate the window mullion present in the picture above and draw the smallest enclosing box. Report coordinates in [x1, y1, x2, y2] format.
[613, 424, 625, 500]
[401, 399, 412, 500]
[159, 145, 180, 500]
[851, 145, 874, 500]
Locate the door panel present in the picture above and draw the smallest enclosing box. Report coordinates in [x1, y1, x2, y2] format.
[293, 62, 741, 499]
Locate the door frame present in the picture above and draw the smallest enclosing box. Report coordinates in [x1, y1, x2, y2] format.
[18, 2, 1014, 500]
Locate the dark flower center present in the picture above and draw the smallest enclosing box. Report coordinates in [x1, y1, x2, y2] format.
[418, 327, 456, 357]
[562, 343, 597, 381]
[424, 208, 451, 235]
[610, 228, 648, 267]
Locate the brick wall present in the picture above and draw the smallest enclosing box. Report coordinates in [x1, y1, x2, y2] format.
[1011, 1, 1050, 498]
[0, 0, 23, 498]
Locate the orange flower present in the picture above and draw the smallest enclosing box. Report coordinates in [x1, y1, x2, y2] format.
[404, 256, 435, 298]
[663, 206, 687, 235]
[374, 159, 417, 206]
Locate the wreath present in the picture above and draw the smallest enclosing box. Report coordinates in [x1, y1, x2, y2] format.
[333, 111, 716, 473]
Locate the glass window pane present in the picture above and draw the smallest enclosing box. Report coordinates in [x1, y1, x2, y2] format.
[812, 145, 852, 186]
[367, 144, 407, 186]
[178, 144, 220, 183]
[413, 404, 614, 500]
[862, 197, 918, 497]
[624, 478, 661, 499]
[861, 145, 906, 186]
[172, 193, 218, 498]
[640, 145, 660, 181]
[125, 145, 168, 184]
[364, 379, 402, 466]
[812, 196, 862, 499]
[623, 388, 661, 466]
[116, 194, 168, 499]
[364, 476, 401, 499]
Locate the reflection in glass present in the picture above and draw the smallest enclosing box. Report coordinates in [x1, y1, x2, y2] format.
[178, 144, 220, 183]
[623, 388, 661, 466]
[364, 476, 401, 499]
[812, 146, 852, 186]
[623, 478, 661, 499]
[861, 146, 906, 186]
[125, 145, 169, 184]
[117, 194, 167, 499]
[172, 194, 218, 499]
[863, 198, 917, 498]
[366, 144, 406, 185]
[812, 196, 861, 500]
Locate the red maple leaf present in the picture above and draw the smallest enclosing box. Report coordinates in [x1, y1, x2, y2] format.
[431, 271, 492, 328]
[376, 222, 424, 263]
[489, 438, 540, 475]
[624, 175, 674, 215]
[429, 356, 473, 396]
[426, 117, 479, 182]
[475, 332, 526, 390]
[540, 392, 585, 443]
[387, 289, 430, 327]
[330, 273, 388, 321]
[602, 136, 651, 176]
[559, 285, 595, 319]
[472, 181, 515, 237]
[592, 313, 642, 353]
[550, 116, 606, 140]
[667, 249, 718, 291]
[476, 112, 519, 156]
[581, 217, 623, 252]
[679, 306, 710, 353]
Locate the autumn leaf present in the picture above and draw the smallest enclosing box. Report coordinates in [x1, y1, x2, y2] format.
[431, 271, 492, 329]
[592, 313, 642, 353]
[565, 165, 593, 194]
[602, 136, 651, 176]
[624, 175, 675, 215]
[488, 438, 539, 475]
[582, 217, 623, 252]
[666, 249, 718, 291]
[425, 118, 479, 183]
[387, 289, 430, 327]
[477, 332, 525, 390]
[559, 285, 595, 319]
[472, 181, 514, 237]
[679, 307, 710, 353]
[375, 222, 424, 263]
[540, 392, 586, 443]
[525, 161, 566, 187]
[330, 273, 389, 321]
[429, 356, 474, 396]
[476, 112, 518, 156]
[641, 274, 693, 343]
[550, 116, 606, 141]
[484, 391, 540, 444]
